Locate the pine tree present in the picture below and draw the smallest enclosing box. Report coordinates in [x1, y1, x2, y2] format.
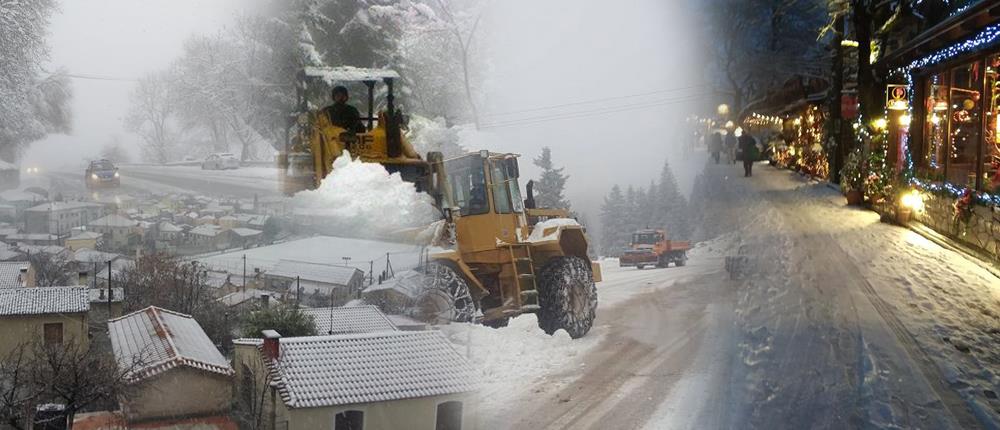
[599, 185, 627, 256]
[639, 180, 658, 230]
[533, 147, 571, 209]
[655, 158, 691, 239]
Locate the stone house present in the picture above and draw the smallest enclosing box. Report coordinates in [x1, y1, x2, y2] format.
[232, 330, 477, 430]
[108, 306, 234, 424]
[0, 286, 90, 358]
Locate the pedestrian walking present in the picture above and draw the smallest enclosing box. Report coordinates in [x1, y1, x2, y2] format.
[724, 132, 738, 164]
[710, 132, 722, 164]
[739, 132, 757, 177]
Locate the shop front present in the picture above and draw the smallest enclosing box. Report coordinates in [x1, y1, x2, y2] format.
[882, 3, 1000, 263]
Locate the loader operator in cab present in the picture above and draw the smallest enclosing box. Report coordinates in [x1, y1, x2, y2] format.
[324, 86, 365, 133]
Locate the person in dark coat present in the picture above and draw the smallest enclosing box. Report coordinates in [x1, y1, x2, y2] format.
[724, 132, 738, 164]
[323, 86, 366, 133]
[739, 132, 757, 177]
[710, 132, 723, 164]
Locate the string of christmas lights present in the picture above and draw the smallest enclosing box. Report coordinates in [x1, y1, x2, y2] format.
[887, 21, 1000, 207]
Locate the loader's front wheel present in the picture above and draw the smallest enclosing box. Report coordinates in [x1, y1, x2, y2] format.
[413, 263, 476, 324]
[538, 256, 597, 339]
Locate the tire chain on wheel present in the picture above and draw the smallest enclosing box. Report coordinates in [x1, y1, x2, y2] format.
[412, 263, 476, 323]
[537, 256, 598, 339]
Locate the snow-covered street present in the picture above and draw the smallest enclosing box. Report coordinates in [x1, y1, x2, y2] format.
[456, 161, 1000, 429]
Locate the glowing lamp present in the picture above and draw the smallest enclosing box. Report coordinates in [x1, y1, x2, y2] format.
[899, 114, 911, 126]
[888, 100, 909, 111]
[900, 189, 924, 212]
[717, 104, 730, 116]
[873, 118, 888, 130]
[931, 114, 941, 126]
[734, 127, 743, 137]
[725, 120, 734, 129]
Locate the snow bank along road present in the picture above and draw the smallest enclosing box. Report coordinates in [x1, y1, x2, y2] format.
[453, 161, 1000, 429]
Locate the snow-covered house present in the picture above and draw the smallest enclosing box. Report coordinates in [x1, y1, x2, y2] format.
[65, 231, 102, 251]
[88, 214, 140, 250]
[108, 306, 234, 423]
[0, 189, 45, 217]
[228, 227, 263, 248]
[232, 330, 477, 430]
[0, 286, 90, 358]
[262, 259, 364, 306]
[24, 201, 105, 235]
[187, 224, 229, 249]
[217, 288, 280, 311]
[157, 221, 184, 243]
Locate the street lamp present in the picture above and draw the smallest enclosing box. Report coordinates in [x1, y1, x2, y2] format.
[717, 104, 730, 116]
[724, 120, 735, 130]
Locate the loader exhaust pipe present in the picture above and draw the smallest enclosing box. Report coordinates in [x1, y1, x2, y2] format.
[385, 77, 402, 158]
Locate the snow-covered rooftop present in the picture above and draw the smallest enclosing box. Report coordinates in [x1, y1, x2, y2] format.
[230, 228, 262, 237]
[89, 214, 137, 228]
[158, 222, 183, 233]
[73, 248, 121, 263]
[67, 231, 103, 241]
[217, 288, 279, 307]
[301, 305, 398, 335]
[269, 331, 477, 408]
[108, 306, 233, 382]
[266, 259, 361, 286]
[25, 201, 102, 212]
[0, 262, 29, 288]
[302, 66, 400, 82]
[189, 224, 222, 237]
[0, 286, 89, 316]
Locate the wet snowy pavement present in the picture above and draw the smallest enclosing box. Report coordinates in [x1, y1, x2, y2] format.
[456, 161, 1000, 429]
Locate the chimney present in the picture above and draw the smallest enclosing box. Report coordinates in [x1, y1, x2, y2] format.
[261, 293, 270, 309]
[262, 330, 281, 360]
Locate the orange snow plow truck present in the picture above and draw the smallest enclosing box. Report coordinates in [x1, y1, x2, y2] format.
[619, 229, 690, 269]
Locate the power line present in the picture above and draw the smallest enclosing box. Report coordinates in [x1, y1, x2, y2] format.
[481, 83, 708, 119]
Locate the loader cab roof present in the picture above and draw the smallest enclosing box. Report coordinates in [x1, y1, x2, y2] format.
[301, 66, 400, 83]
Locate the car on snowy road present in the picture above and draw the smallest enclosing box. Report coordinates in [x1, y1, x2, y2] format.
[202, 153, 240, 170]
[84, 159, 120, 189]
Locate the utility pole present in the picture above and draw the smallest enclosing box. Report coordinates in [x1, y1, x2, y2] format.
[242, 254, 247, 293]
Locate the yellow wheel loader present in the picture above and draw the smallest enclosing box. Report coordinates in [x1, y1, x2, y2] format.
[278, 66, 441, 204]
[278, 67, 600, 338]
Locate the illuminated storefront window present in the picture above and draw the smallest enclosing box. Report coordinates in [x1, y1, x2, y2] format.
[922, 73, 948, 177]
[947, 62, 982, 187]
[985, 54, 1000, 193]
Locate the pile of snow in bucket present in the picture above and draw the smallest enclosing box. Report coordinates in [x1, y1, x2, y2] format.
[290, 152, 441, 237]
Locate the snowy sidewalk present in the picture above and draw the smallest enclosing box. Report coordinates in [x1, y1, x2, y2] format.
[711, 162, 1000, 429]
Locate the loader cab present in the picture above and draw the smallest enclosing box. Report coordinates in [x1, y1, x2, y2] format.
[279, 66, 433, 196]
[443, 151, 525, 252]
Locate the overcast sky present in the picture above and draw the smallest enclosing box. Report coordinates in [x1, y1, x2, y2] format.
[24, 0, 251, 169]
[27, 0, 705, 225]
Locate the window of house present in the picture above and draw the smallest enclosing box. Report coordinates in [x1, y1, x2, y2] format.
[334, 410, 363, 430]
[43, 323, 63, 344]
[947, 61, 983, 187]
[922, 73, 949, 178]
[985, 54, 1000, 193]
[435, 401, 463, 430]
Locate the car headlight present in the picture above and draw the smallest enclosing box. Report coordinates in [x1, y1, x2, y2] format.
[114, 171, 120, 178]
[91, 174, 99, 180]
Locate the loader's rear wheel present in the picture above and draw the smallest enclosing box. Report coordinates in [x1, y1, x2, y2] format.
[537, 256, 597, 339]
[413, 263, 476, 324]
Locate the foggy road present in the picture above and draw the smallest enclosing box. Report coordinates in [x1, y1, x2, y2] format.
[48, 166, 282, 199]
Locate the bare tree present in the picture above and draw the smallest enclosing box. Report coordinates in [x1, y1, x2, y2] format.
[98, 135, 131, 164]
[27, 252, 74, 287]
[115, 253, 236, 350]
[124, 72, 181, 163]
[0, 340, 144, 429]
[0, 344, 37, 430]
